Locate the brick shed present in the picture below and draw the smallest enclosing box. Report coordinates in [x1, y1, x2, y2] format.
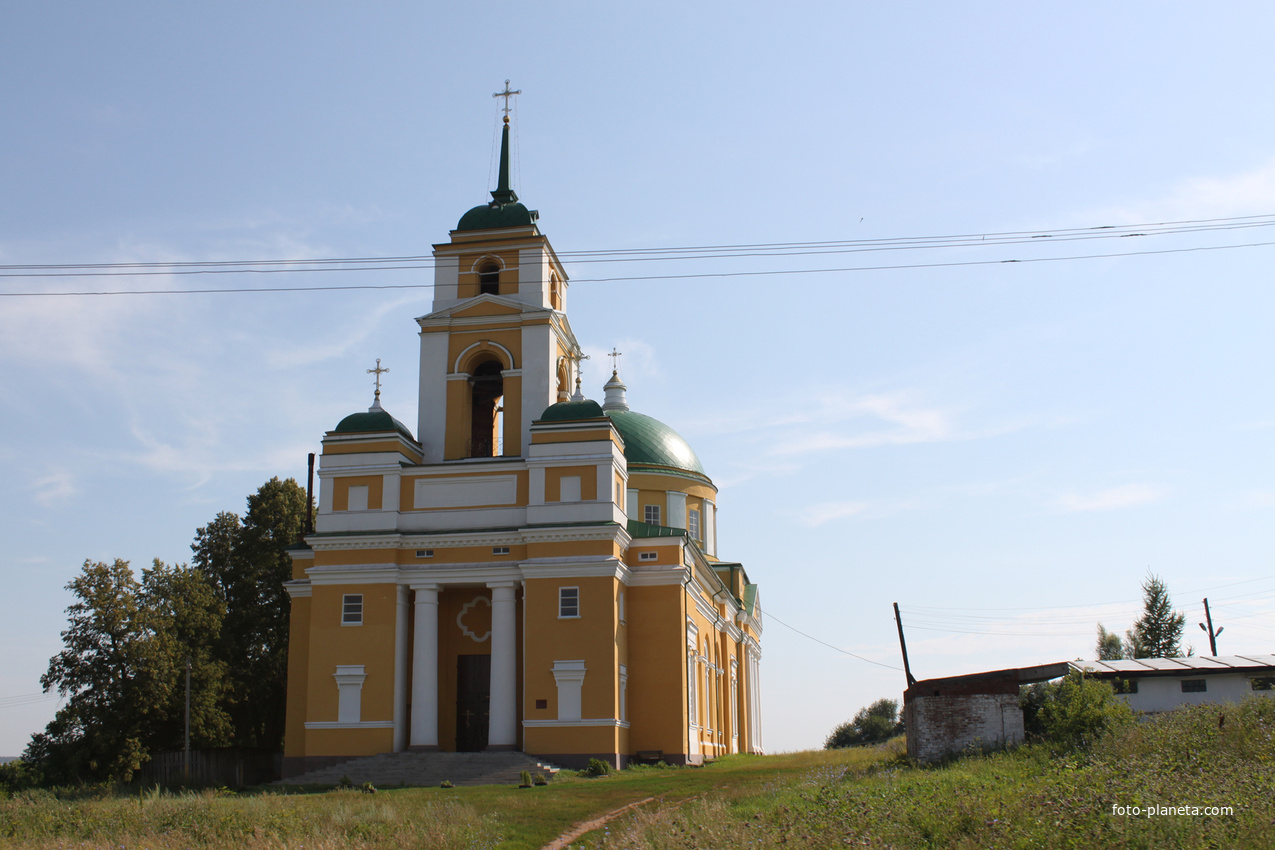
[904, 662, 1070, 763]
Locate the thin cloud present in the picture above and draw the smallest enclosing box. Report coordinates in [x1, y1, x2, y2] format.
[32, 472, 77, 506]
[1056, 484, 1166, 512]
[1093, 156, 1275, 223]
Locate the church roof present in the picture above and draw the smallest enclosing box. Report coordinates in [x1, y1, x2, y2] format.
[333, 404, 415, 441]
[605, 408, 707, 479]
[456, 112, 538, 232]
[538, 399, 606, 421]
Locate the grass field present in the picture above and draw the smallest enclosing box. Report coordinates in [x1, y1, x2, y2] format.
[3, 697, 1273, 848]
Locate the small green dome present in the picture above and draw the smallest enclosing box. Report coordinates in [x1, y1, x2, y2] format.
[457, 201, 537, 232]
[605, 409, 707, 478]
[334, 405, 415, 441]
[538, 399, 606, 421]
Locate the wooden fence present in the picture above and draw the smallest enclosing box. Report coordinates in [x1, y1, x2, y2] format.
[138, 748, 280, 788]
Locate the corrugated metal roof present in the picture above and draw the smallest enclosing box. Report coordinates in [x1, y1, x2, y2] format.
[1075, 654, 1275, 675]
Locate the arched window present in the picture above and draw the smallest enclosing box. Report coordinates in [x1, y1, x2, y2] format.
[549, 273, 561, 310]
[478, 262, 500, 295]
[469, 359, 503, 457]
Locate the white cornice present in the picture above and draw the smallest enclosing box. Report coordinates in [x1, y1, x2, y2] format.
[521, 559, 629, 581]
[284, 580, 312, 598]
[304, 721, 396, 730]
[522, 718, 629, 728]
[307, 566, 399, 585]
[519, 525, 626, 545]
[403, 565, 523, 586]
[626, 567, 686, 587]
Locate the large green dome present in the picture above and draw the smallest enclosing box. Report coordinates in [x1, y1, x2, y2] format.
[457, 201, 537, 231]
[604, 408, 707, 479]
[538, 399, 606, 421]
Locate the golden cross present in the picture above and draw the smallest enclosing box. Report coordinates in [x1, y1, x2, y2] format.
[367, 358, 389, 401]
[492, 79, 522, 119]
[608, 347, 622, 373]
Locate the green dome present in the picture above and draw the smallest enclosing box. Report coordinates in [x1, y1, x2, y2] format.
[538, 399, 606, 421]
[605, 409, 707, 478]
[457, 201, 537, 232]
[334, 405, 415, 441]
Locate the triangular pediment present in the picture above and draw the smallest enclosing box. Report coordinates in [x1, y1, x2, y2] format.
[416, 293, 555, 324]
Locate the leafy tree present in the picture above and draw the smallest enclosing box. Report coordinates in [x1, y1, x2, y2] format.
[1127, 573, 1186, 659]
[192, 477, 308, 751]
[28, 559, 166, 784]
[1035, 670, 1133, 751]
[1095, 624, 1124, 660]
[825, 698, 903, 748]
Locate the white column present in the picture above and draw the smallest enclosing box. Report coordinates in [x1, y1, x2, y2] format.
[488, 581, 519, 750]
[393, 585, 409, 751]
[410, 585, 440, 749]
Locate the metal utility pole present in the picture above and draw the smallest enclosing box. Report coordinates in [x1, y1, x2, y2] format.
[1199, 597, 1223, 656]
[894, 602, 917, 687]
[184, 656, 191, 783]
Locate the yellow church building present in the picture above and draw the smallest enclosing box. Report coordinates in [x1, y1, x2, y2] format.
[281, 108, 763, 776]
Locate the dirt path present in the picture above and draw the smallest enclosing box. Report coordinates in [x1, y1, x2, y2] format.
[540, 796, 656, 849]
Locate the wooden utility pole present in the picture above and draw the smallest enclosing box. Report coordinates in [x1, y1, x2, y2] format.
[1199, 597, 1223, 656]
[184, 656, 191, 783]
[894, 603, 917, 687]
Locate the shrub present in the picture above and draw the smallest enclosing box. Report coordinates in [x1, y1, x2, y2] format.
[532, 773, 548, 786]
[826, 698, 904, 748]
[439, 779, 453, 788]
[584, 758, 612, 777]
[1034, 670, 1133, 751]
[518, 770, 532, 787]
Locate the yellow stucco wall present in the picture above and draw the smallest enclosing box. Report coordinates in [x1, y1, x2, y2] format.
[625, 583, 688, 758]
[283, 594, 311, 758]
[332, 475, 384, 512]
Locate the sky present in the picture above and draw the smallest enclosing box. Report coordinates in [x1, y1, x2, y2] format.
[2, 2, 1274, 758]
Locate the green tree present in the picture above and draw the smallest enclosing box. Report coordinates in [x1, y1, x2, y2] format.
[27, 559, 167, 784]
[140, 559, 233, 751]
[1036, 670, 1133, 751]
[192, 477, 309, 751]
[825, 698, 903, 748]
[1095, 624, 1125, 660]
[1128, 573, 1186, 659]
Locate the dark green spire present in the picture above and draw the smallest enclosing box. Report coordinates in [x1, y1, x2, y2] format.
[490, 117, 518, 205]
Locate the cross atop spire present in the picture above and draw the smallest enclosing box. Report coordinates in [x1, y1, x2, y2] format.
[607, 347, 623, 374]
[367, 358, 389, 406]
[492, 79, 521, 120]
[489, 81, 521, 206]
[568, 349, 590, 402]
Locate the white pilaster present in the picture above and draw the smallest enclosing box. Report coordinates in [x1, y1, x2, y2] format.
[410, 585, 440, 749]
[488, 581, 519, 749]
[417, 331, 450, 463]
[393, 585, 409, 751]
[382, 472, 401, 513]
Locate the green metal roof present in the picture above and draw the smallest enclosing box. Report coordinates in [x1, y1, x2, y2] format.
[457, 201, 536, 231]
[538, 399, 606, 422]
[627, 519, 686, 538]
[605, 409, 707, 477]
[333, 408, 415, 441]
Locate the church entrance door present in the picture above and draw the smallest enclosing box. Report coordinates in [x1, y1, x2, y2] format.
[456, 655, 490, 752]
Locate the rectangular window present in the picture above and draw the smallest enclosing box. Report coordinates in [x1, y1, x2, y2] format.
[644, 504, 661, 525]
[342, 594, 363, 625]
[559, 587, 580, 618]
[688, 508, 701, 540]
[618, 591, 626, 624]
[1250, 677, 1275, 691]
[415, 549, 434, 558]
[492, 546, 510, 556]
[638, 551, 657, 562]
[1181, 679, 1207, 693]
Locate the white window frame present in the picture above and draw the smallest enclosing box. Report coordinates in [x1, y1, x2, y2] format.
[688, 508, 701, 540]
[559, 586, 580, 619]
[342, 594, 363, 626]
[644, 504, 661, 525]
[492, 546, 510, 556]
[638, 551, 657, 562]
[416, 549, 434, 558]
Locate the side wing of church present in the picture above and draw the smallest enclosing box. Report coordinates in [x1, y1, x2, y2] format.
[281, 113, 763, 775]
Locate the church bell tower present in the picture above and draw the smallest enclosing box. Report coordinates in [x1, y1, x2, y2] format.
[416, 87, 579, 463]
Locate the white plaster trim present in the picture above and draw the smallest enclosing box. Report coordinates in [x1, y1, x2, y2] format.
[452, 339, 517, 372]
[626, 568, 687, 587]
[522, 719, 630, 728]
[457, 595, 492, 642]
[521, 560, 628, 581]
[404, 566, 522, 586]
[304, 721, 396, 730]
[284, 580, 312, 598]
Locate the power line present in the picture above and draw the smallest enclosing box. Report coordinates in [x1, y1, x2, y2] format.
[759, 606, 902, 671]
[4, 237, 1275, 299]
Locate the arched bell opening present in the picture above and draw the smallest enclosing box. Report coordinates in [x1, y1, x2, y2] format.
[468, 359, 504, 457]
[478, 262, 501, 296]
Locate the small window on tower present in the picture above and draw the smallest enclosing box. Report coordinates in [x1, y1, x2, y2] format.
[478, 262, 500, 295]
[688, 508, 701, 540]
[559, 586, 580, 618]
[342, 594, 363, 626]
[644, 504, 661, 525]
